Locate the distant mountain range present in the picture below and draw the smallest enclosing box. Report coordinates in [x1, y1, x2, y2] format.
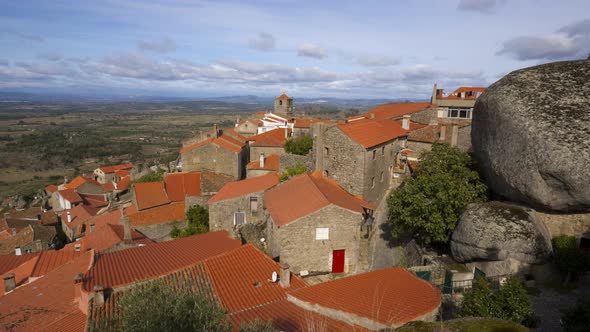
[0, 91, 427, 107]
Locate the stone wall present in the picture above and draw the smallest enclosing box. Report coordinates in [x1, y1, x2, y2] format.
[535, 210, 590, 239]
[135, 220, 187, 242]
[184, 196, 209, 210]
[407, 141, 432, 153]
[276, 205, 363, 274]
[408, 108, 437, 125]
[361, 139, 405, 203]
[457, 125, 472, 152]
[209, 191, 268, 237]
[246, 169, 272, 179]
[249, 146, 285, 162]
[181, 143, 240, 179]
[279, 153, 312, 173]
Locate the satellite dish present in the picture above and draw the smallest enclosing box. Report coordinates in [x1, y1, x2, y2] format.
[271, 271, 278, 282]
[260, 237, 266, 243]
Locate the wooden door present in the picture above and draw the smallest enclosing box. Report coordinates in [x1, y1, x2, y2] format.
[332, 249, 345, 273]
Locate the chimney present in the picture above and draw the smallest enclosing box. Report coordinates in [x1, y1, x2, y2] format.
[93, 285, 105, 307]
[431, 83, 438, 104]
[3, 273, 16, 293]
[451, 124, 459, 146]
[402, 115, 411, 130]
[285, 127, 288, 139]
[369, 112, 375, 119]
[260, 153, 265, 168]
[440, 125, 446, 141]
[15, 247, 21, 256]
[120, 209, 131, 241]
[279, 263, 290, 288]
[67, 211, 72, 223]
[235, 117, 240, 128]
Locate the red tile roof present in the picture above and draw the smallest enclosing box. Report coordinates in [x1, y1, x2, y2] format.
[80, 193, 108, 208]
[289, 267, 441, 329]
[116, 176, 131, 191]
[58, 188, 83, 203]
[209, 173, 279, 203]
[292, 118, 331, 128]
[114, 169, 131, 177]
[70, 223, 153, 253]
[45, 184, 58, 193]
[0, 251, 93, 332]
[179, 135, 245, 154]
[264, 172, 375, 226]
[0, 254, 39, 294]
[83, 231, 240, 291]
[134, 182, 170, 210]
[248, 128, 291, 147]
[223, 127, 248, 142]
[247, 154, 280, 171]
[85, 209, 122, 231]
[101, 182, 116, 192]
[127, 201, 186, 226]
[30, 247, 85, 277]
[65, 175, 101, 190]
[165, 172, 201, 201]
[0, 252, 39, 275]
[437, 87, 486, 100]
[363, 102, 435, 121]
[277, 93, 291, 100]
[338, 118, 412, 148]
[99, 163, 134, 174]
[61, 205, 101, 236]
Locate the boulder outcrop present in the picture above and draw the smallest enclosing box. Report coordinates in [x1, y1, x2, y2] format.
[451, 201, 552, 264]
[472, 59, 590, 212]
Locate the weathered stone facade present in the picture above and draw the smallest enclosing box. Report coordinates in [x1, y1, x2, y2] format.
[535, 210, 590, 239]
[135, 220, 187, 242]
[278, 153, 312, 173]
[181, 143, 247, 180]
[315, 125, 405, 203]
[234, 120, 258, 137]
[209, 190, 268, 236]
[268, 205, 365, 274]
[249, 146, 285, 162]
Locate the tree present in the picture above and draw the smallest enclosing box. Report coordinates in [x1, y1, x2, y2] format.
[171, 205, 209, 238]
[561, 299, 590, 332]
[552, 235, 590, 285]
[284, 136, 313, 155]
[91, 279, 276, 332]
[279, 162, 307, 181]
[459, 277, 535, 326]
[387, 143, 488, 245]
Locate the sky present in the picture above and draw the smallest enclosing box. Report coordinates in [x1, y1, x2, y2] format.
[0, 0, 589, 99]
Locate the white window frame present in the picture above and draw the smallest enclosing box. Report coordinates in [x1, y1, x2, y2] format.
[315, 227, 329, 240]
[233, 212, 246, 226]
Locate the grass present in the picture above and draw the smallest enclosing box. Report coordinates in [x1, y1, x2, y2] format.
[398, 318, 529, 332]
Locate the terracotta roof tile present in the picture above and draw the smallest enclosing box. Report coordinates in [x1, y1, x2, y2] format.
[277, 93, 291, 100]
[61, 205, 100, 236]
[363, 102, 435, 121]
[133, 182, 170, 210]
[70, 223, 153, 253]
[65, 175, 101, 190]
[127, 201, 186, 226]
[338, 118, 411, 149]
[165, 172, 201, 201]
[0, 252, 39, 274]
[248, 128, 291, 147]
[200, 171, 235, 194]
[209, 173, 279, 203]
[83, 231, 240, 291]
[58, 189, 83, 203]
[99, 163, 134, 174]
[247, 154, 280, 171]
[116, 176, 131, 191]
[0, 254, 39, 294]
[180, 135, 245, 154]
[289, 267, 441, 329]
[438, 87, 486, 100]
[408, 124, 440, 143]
[30, 247, 85, 277]
[264, 172, 375, 226]
[224, 127, 248, 142]
[0, 251, 93, 332]
[114, 169, 131, 177]
[80, 194, 108, 208]
[45, 184, 58, 193]
[179, 137, 214, 154]
[101, 182, 116, 192]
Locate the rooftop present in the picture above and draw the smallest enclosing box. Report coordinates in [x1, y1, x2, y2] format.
[246, 154, 280, 171]
[209, 173, 279, 203]
[265, 172, 376, 226]
[164, 172, 201, 201]
[363, 102, 435, 121]
[133, 182, 170, 210]
[65, 176, 101, 190]
[58, 188, 83, 203]
[179, 134, 245, 154]
[338, 118, 419, 149]
[127, 201, 186, 226]
[69, 223, 153, 253]
[248, 128, 291, 147]
[289, 267, 442, 329]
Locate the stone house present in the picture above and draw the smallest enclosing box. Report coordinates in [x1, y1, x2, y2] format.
[234, 119, 261, 137]
[246, 154, 280, 178]
[291, 118, 331, 138]
[314, 116, 422, 203]
[93, 163, 134, 184]
[64, 176, 106, 195]
[0, 210, 58, 255]
[264, 172, 376, 275]
[60, 204, 100, 241]
[274, 93, 293, 116]
[208, 173, 279, 236]
[248, 128, 291, 162]
[179, 129, 248, 180]
[53, 189, 83, 211]
[431, 84, 486, 121]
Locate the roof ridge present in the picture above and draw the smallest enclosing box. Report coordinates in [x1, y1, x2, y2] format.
[304, 173, 331, 208]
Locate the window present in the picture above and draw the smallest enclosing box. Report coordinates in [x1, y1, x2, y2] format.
[447, 108, 472, 119]
[315, 227, 329, 240]
[371, 177, 375, 188]
[324, 147, 329, 156]
[372, 150, 376, 160]
[324, 170, 329, 177]
[250, 197, 258, 214]
[233, 212, 245, 225]
[279, 100, 283, 105]
[381, 146, 385, 155]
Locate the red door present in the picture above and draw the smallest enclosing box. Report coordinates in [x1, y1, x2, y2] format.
[332, 249, 345, 273]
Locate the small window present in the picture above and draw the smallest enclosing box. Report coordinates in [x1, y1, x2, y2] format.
[279, 100, 283, 105]
[234, 212, 245, 225]
[372, 150, 376, 160]
[371, 177, 375, 188]
[324, 170, 329, 177]
[381, 146, 385, 155]
[315, 227, 329, 240]
[324, 147, 329, 156]
[250, 197, 258, 213]
[451, 109, 459, 118]
[459, 110, 468, 118]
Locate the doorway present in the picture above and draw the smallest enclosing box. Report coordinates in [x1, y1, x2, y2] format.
[332, 249, 345, 273]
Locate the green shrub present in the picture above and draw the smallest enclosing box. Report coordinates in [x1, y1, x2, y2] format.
[284, 136, 313, 155]
[279, 162, 307, 181]
[134, 169, 165, 183]
[171, 205, 209, 239]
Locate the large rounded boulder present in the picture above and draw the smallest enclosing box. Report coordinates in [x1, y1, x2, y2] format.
[472, 59, 590, 212]
[451, 201, 552, 264]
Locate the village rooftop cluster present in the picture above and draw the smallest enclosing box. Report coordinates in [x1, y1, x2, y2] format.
[0, 84, 485, 331]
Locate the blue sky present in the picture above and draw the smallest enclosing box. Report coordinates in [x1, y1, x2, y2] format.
[0, 0, 589, 98]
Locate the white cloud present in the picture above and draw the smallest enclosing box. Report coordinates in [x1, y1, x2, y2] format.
[357, 54, 400, 67]
[457, 0, 500, 14]
[297, 43, 326, 59]
[248, 32, 275, 51]
[137, 37, 176, 53]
